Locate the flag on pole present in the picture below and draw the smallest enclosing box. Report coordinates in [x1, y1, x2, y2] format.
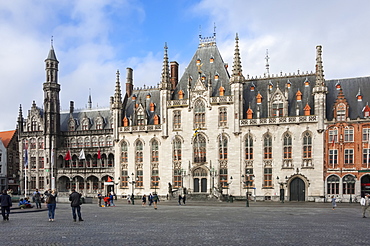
[79, 149, 86, 160]
[107, 177, 113, 182]
[65, 150, 71, 161]
[97, 149, 101, 160]
[24, 144, 28, 168]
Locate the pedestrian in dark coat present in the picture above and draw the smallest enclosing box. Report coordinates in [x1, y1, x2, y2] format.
[0, 189, 12, 221]
[178, 194, 182, 205]
[46, 190, 57, 221]
[182, 194, 186, 205]
[69, 189, 83, 222]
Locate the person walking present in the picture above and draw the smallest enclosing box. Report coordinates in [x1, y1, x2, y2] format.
[148, 193, 153, 206]
[182, 194, 186, 205]
[109, 192, 115, 207]
[178, 194, 182, 205]
[127, 194, 131, 204]
[33, 189, 42, 209]
[69, 189, 83, 222]
[0, 189, 12, 221]
[46, 190, 57, 221]
[142, 194, 147, 206]
[360, 193, 370, 218]
[331, 195, 337, 210]
[97, 192, 102, 207]
[153, 193, 159, 210]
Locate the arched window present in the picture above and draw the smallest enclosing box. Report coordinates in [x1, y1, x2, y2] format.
[151, 140, 159, 162]
[219, 107, 227, 127]
[38, 138, 44, 149]
[98, 137, 105, 147]
[30, 138, 36, 149]
[303, 131, 312, 159]
[272, 93, 284, 117]
[106, 137, 113, 147]
[31, 117, 38, 131]
[219, 134, 227, 160]
[92, 137, 98, 147]
[78, 138, 83, 148]
[327, 175, 339, 194]
[173, 137, 182, 161]
[173, 110, 181, 129]
[194, 100, 205, 129]
[84, 137, 90, 148]
[263, 134, 272, 159]
[71, 138, 77, 148]
[121, 142, 128, 164]
[343, 175, 355, 195]
[135, 141, 143, 164]
[193, 134, 206, 163]
[82, 119, 89, 130]
[283, 133, 292, 159]
[245, 134, 253, 160]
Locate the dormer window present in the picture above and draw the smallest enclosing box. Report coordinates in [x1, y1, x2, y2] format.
[296, 90, 302, 101]
[153, 115, 159, 125]
[247, 108, 253, 119]
[304, 78, 310, 87]
[178, 90, 184, 99]
[210, 57, 214, 63]
[363, 105, 370, 117]
[287, 81, 291, 88]
[146, 94, 151, 99]
[82, 119, 89, 131]
[336, 103, 346, 121]
[150, 102, 155, 112]
[137, 108, 145, 126]
[123, 117, 129, 127]
[214, 74, 219, 80]
[219, 86, 225, 96]
[196, 59, 201, 66]
[304, 103, 311, 116]
[256, 93, 262, 104]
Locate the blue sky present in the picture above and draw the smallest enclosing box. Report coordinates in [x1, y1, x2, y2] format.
[1, 0, 370, 131]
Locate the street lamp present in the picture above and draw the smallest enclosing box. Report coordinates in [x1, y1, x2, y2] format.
[129, 173, 138, 205]
[242, 171, 254, 207]
[277, 176, 288, 203]
[343, 176, 356, 203]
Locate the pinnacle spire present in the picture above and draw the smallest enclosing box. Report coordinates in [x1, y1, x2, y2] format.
[114, 69, 122, 103]
[46, 36, 58, 61]
[160, 43, 171, 90]
[230, 33, 245, 83]
[315, 45, 324, 86]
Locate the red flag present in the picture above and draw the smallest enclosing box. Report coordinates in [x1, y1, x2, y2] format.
[64, 150, 71, 161]
[107, 177, 113, 182]
[97, 149, 101, 159]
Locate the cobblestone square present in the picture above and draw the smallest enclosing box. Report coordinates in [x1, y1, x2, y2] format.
[2, 200, 368, 245]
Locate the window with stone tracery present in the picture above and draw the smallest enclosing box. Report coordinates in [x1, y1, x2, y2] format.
[283, 133, 292, 159]
[245, 134, 253, 160]
[271, 93, 284, 117]
[336, 103, 346, 121]
[194, 100, 205, 129]
[193, 134, 206, 163]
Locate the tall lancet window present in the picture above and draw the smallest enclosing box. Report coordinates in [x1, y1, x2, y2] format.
[193, 134, 206, 163]
[194, 100, 205, 129]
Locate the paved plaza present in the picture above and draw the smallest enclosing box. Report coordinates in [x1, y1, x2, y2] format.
[2, 199, 369, 246]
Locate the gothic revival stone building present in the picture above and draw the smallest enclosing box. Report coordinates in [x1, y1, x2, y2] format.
[17, 33, 370, 201]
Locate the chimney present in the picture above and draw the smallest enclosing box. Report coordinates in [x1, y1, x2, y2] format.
[70, 101, 74, 114]
[170, 61, 179, 90]
[126, 67, 133, 97]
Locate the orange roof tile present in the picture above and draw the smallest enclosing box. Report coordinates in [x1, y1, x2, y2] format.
[0, 130, 16, 148]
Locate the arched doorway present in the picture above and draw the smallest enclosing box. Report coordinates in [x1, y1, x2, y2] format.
[360, 174, 370, 196]
[193, 168, 207, 193]
[289, 177, 305, 201]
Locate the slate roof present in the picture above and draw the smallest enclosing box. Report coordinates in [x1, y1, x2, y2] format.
[60, 108, 112, 132]
[243, 74, 316, 118]
[172, 43, 230, 99]
[326, 76, 370, 121]
[123, 88, 161, 125]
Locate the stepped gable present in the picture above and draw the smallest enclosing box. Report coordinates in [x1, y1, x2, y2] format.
[124, 87, 161, 125]
[243, 74, 316, 118]
[326, 76, 370, 120]
[173, 40, 230, 99]
[60, 108, 111, 131]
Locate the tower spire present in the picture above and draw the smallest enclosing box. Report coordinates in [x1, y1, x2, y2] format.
[230, 33, 245, 83]
[265, 49, 270, 75]
[88, 88, 92, 109]
[160, 43, 171, 90]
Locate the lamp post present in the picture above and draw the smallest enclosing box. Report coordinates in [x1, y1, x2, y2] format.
[277, 176, 288, 203]
[129, 173, 138, 205]
[242, 170, 254, 207]
[152, 176, 160, 194]
[343, 176, 356, 203]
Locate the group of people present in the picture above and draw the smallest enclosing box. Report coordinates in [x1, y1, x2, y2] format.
[97, 192, 116, 207]
[141, 193, 159, 209]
